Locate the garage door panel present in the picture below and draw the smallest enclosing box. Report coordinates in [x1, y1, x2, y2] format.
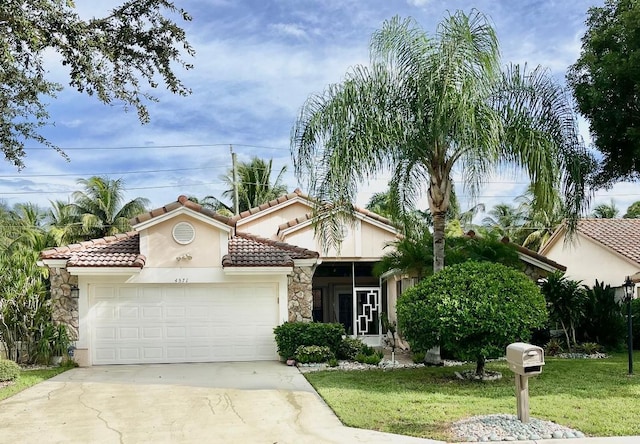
[91, 284, 279, 365]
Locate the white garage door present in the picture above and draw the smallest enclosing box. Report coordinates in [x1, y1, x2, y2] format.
[90, 284, 279, 365]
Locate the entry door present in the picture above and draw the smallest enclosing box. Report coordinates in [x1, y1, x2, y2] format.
[355, 287, 380, 335]
[338, 292, 353, 335]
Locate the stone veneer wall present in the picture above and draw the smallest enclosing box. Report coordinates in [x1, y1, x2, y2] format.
[523, 263, 548, 283]
[49, 267, 79, 341]
[288, 266, 313, 322]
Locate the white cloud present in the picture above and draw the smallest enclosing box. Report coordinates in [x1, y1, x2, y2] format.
[269, 23, 308, 39]
[407, 0, 431, 7]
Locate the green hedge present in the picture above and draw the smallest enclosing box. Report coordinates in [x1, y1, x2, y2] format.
[0, 359, 20, 382]
[273, 322, 345, 358]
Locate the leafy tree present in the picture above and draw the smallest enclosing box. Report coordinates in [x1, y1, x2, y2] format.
[292, 11, 592, 277]
[539, 272, 588, 351]
[396, 261, 547, 376]
[70, 176, 149, 240]
[1, 0, 194, 169]
[590, 200, 620, 218]
[221, 157, 288, 213]
[568, 0, 640, 185]
[624, 201, 640, 218]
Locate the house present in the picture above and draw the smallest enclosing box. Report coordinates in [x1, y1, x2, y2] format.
[540, 218, 640, 294]
[39, 190, 400, 366]
[40, 190, 567, 367]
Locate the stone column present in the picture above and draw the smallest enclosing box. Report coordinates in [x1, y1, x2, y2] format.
[288, 266, 313, 322]
[49, 267, 79, 341]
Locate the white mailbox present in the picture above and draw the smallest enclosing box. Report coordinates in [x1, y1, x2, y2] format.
[506, 342, 544, 376]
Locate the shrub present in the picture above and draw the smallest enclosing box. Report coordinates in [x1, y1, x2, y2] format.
[355, 350, 383, 365]
[397, 261, 548, 376]
[544, 338, 564, 356]
[337, 337, 364, 360]
[411, 351, 426, 364]
[328, 358, 339, 367]
[295, 345, 334, 364]
[580, 280, 625, 349]
[578, 342, 602, 355]
[0, 359, 20, 382]
[273, 322, 345, 359]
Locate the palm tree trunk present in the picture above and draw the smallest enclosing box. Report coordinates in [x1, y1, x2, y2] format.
[432, 211, 446, 272]
[475, 355, 486, 376]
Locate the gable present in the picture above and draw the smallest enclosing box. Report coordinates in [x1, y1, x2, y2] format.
[236, 199, 312, 239]
[139, 213, 229, 269]
[280, 217, 399, 260]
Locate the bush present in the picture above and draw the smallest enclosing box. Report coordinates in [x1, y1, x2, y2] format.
[578, 342, 602, 355]
[0, 359, 20, 382]
[328, 358, 339, 367]
[411, 351, 426, 364]
[295, 345, 335, 364]
[397, 261, 548, 376]
[580, 280, 625, 349]
[273, 322, 345, 359]
[337, 337, 365, 360]
[544, 338, 564, 356]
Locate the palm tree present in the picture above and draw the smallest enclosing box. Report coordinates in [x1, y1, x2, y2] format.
[517, 187, 565, 252]
[70, 176, 150, 240]
[187, 195, 233, 217]
[46, 200, 83, 245]
[590, 200, 619, 218]
[221, 157, 288, 213]
[291, 11, 591, 275]
[481, 203, 525, 243]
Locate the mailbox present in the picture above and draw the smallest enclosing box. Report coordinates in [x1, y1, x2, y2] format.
[506, 342, 544, 376]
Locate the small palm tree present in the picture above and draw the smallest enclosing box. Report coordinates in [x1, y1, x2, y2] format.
[481, 203, 525, 243]
[590, 200, 620, 218]
[70, 176, 149, 240]
[221, 157, 288, 213]
[540, 272, 587, 351]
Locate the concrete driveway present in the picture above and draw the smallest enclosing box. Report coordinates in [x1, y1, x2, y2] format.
[0, 362, 442, 444]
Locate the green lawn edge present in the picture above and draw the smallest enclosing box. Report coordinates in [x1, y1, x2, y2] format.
[0, 367, 70, 402]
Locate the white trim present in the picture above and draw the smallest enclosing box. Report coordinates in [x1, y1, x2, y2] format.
[40, 259, 68, 268]
[280, 210, 399, 238]
[133, 207, 232, 234]
[236, 196, 313, 228]
[517, 253, 561, 273]
[293, 258, 321, 267]
[67, 267, 142, 276]
[355, 220, 362, 256]
[223, 267, 293, 276]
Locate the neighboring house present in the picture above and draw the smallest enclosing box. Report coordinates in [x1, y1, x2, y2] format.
[540, 218, 640, 294]
[40, 190, 400, 366]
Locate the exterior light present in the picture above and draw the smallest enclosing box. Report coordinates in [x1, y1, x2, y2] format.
[623, 276, 635, 375]
[70, 284, 79, 299]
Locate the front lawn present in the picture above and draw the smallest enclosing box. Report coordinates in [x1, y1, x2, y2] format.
[304, 353, 640, 441]
[0, 366, 70, 402]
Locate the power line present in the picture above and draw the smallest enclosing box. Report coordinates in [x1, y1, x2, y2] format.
[23, 143, 290, 151]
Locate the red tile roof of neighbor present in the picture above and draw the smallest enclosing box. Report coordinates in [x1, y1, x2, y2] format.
[40, 232, 146, 268]
[222, 233, 319, 267]
[574, 218, 640, 265]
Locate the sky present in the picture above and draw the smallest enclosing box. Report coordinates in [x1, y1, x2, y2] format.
[4, 0, 638, 220]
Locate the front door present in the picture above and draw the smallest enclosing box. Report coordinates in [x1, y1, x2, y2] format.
[338, 292, 353, 335]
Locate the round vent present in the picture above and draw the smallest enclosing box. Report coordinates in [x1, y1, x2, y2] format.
[172, 222, 195, 245]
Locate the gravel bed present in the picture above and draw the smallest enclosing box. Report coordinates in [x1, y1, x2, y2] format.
[451, 414, 585, 442]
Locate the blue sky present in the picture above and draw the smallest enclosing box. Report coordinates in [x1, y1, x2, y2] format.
[4, 0, 637, 218]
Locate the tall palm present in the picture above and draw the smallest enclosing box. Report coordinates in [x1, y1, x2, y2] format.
[292, 11, 591, 274]
[221, 157, 288, 213]
[590, 200, 619, 218]
[46, 200, 83, 245]
[70, 176, 149, 240]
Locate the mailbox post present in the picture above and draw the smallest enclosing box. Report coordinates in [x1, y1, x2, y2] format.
[506, 342, 545, 423]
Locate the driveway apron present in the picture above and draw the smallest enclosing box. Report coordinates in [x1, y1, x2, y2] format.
[0, 361, 441, 444]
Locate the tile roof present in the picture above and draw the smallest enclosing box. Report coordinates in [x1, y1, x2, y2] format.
[130, 195, 233, 227]
[222, 233, 319, 267]
[575, 218, 640, 266]
[232, 188, 396, 230]
[40, 232, 145, 268]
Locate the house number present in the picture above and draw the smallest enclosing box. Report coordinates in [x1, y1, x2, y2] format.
[174, 278, 188, 283]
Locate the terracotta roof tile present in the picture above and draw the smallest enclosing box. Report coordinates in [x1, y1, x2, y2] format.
[130, 195, 233, 227]
[230, 189, 305, 224]
[576, 218, 640, 265]
[40, 232, 145, 268]
[222, 233, 319, 267]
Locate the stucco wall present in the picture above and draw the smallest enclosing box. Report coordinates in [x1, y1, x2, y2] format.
[237, 201, 312, 238]
[142, 215, 227, 269]
[544, 233, 638, 287]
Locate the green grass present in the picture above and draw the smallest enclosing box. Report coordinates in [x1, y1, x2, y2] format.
[0, 366, 69, 402]
[304, 353, 640, 441]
